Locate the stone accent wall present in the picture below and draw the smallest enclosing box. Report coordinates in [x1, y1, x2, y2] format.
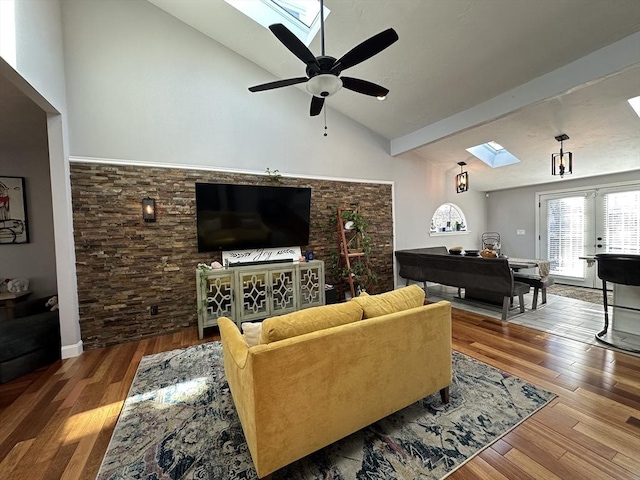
[70, 163, 394, 349]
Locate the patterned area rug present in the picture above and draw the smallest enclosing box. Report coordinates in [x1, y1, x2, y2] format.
[97, 342, 555, 480]
[547, 283, 612, 305]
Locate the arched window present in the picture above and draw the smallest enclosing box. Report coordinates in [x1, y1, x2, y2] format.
[430, 203, 468, 234]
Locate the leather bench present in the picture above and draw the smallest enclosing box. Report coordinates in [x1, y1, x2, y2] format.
[513, 273, 555, 309]
[395, 247, 530, 320]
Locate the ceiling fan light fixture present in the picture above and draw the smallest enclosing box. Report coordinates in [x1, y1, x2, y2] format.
[306, 74, 343, 97]
[376, 95, 386, 101]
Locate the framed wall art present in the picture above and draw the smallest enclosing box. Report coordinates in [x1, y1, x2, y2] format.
[0, 176, 29, 244]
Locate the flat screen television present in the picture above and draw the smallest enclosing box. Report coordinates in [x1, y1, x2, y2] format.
[195, 183, 312, 252]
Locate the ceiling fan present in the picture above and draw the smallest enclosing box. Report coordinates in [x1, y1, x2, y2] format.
[248, 0, 399, 116]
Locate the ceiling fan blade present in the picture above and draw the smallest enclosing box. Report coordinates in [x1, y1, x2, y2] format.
[341, 77, 389, 98]
[332, 28, 399, 73]
[310, 96, 325, 116]
[248, 77, 308, 92]
[269, 24, 318, 66]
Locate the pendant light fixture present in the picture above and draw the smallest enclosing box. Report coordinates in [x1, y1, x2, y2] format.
[455, 161, 469, 193]
[552, 134, 572, 178]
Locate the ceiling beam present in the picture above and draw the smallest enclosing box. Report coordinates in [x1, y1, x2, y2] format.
[390, 32, 640, 157]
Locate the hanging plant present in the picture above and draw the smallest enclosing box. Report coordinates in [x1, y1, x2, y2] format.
[341, 210, 372, 254]
[341, 210, 369, 233]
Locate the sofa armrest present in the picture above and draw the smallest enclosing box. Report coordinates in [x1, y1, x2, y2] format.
[218, 317, 260, 462]
[218, 317, 250, 369]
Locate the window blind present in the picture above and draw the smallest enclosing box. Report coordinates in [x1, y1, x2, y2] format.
[603, 190, 640, 254]
[547, 196, 585, 277]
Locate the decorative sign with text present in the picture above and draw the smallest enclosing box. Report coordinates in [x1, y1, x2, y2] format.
[222, 246, 302, 266]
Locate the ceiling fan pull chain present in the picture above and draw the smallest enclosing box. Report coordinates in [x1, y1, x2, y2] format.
[324, 107, 328, 137]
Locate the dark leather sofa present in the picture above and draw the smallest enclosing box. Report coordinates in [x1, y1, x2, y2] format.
[0, 296, 61, 383]
[395, 247, 530, 320]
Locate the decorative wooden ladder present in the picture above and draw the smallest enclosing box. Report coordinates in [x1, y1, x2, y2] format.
[336, 206, 373, 299]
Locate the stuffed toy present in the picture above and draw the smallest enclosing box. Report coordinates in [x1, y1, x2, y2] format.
[46, 296, 59, 311]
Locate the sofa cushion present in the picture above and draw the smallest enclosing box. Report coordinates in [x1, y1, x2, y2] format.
[242, 321, 262, 347]
[351, 285, 425, 319]
[259, 301, 364, 344]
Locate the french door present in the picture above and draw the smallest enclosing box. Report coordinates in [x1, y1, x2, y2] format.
[538, 183, 640, 287]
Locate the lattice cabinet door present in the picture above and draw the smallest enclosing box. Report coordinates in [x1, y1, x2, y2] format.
[236, 269, 270, 323]
[299, 261, 325, 309]
[268, 266, 299, 317]
[196, 269, 235, 339]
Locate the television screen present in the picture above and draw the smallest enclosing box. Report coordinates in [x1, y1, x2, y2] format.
[195, 183, 312, 252]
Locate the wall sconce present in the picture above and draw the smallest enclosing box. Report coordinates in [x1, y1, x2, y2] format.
[142, 197, 156, 222]
[455, 161, 469, 193]
[552, 134, 572, 178]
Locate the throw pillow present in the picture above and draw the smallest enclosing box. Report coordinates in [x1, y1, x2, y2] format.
[351, 284, 425, 318]
[259, 301, 364, 344]
[242, 321, 262, 347]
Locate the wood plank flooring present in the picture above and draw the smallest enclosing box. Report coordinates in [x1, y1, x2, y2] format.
[0, 307, 638, 479]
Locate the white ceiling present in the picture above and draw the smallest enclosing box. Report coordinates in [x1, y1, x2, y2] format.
[1, 1, 638, 191]
[148, 0, 640, 191]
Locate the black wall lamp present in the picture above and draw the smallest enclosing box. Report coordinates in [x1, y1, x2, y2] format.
[552, 134, 572, 178]
[455, 161, 469, 193]
[142, 197, 156, 222]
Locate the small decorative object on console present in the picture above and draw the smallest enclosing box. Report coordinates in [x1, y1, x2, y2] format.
[7, 278, 29, 293]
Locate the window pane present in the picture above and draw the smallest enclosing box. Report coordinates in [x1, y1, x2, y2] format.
[547, 196, 584, 277]
[271, 0, 320, 28]
[604, 190, 640, 254]
[430, 204, 466, 233]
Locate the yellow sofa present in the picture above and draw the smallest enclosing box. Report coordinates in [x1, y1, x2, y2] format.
[218, 285, 452, 478]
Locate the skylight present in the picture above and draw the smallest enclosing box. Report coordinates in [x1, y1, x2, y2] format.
[628, 96, 640, 118]
[271, 0, 319, 28]
[225, 0, 329, 46]
[486, 141, 505, 152]
[466, 141, 521, 168]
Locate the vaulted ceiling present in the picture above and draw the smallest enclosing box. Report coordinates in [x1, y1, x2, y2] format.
[148, 0, 640, 191]
[1, 1, 638, 191]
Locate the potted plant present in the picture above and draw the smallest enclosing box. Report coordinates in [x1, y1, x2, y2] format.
[340, 210, 372, 254]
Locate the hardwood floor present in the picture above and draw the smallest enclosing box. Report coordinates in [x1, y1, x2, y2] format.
[1, 308, 639, 479]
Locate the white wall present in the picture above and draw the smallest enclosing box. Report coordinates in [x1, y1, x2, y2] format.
[487, 171, 640, 258]
[393, 151, 488, 250]
[1, 0, 82, 357]
[0, 102, 58, 298]
[61, 0, 395, 181]
[391, 151, 487, 285]
[61, 0, 480, 291]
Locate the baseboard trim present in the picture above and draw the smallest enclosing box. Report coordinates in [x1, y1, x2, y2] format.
[61, 341, 83, 359]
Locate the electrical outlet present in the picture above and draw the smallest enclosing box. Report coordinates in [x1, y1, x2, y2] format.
[150, 305, 159, 315]
[516, 229, 526, 236]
